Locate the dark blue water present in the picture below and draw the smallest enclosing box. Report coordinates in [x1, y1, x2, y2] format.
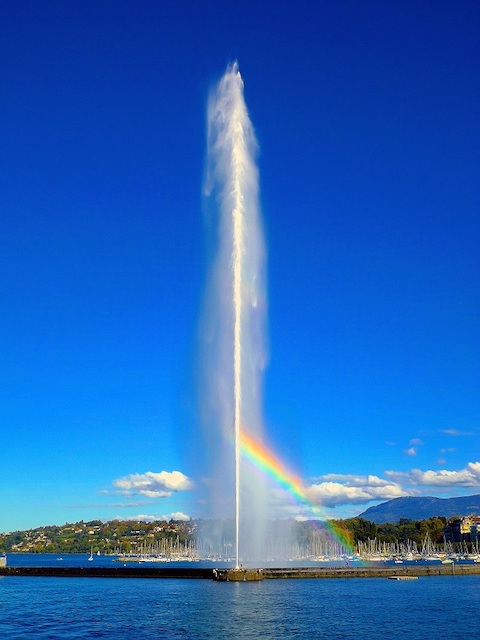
[1, 572, 479, 639]
[5, 553, 231, 569]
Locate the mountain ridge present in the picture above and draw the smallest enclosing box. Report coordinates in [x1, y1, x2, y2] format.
[358, 494, 480, 523]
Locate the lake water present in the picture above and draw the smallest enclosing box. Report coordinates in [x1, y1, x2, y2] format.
[1, 559, 479, 639]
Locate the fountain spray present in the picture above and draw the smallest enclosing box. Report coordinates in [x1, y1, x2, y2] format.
[202, 63, 268, 566]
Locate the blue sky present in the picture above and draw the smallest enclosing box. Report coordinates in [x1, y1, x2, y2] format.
[1, 0, 479, 531]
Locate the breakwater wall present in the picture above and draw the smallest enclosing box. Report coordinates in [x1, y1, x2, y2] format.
[0, 566, 212, 579]
[262, 563, 480, 579]
[1, 563, 480, 580]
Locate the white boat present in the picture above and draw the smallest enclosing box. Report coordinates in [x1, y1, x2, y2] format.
[422, 555, 441, 562]
[88, 547, 93, 561]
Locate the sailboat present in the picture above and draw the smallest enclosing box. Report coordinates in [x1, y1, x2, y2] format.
[88, 547, 93, 561]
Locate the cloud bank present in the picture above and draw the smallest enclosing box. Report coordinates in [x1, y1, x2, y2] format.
[303, 474, 409, 508]
[271, 462, 480, 514]
[107, 461, 480, 519]
[386, 462, 480, 487]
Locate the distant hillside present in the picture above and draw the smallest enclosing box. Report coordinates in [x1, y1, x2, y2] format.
[358, 495, 480, 523]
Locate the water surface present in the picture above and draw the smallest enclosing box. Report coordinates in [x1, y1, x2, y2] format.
[1, 574, 478, 639]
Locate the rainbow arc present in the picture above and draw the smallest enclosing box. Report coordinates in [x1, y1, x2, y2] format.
[240, 430, 355, 555]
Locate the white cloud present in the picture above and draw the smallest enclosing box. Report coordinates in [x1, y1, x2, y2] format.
[403, 447, 417, 456]
[410, 438, 424, 446]
[112, 471, 193, 498]
[161, 512, 191, 521]
[67, 501, 149, 509]
[267, 473, 409, 512]
[303, 480, 409, 508]
[441, 429, 473, 436]
[385, 462, 480, 487]
[111, 512, 191, 523]
[313, 474, 395, 488]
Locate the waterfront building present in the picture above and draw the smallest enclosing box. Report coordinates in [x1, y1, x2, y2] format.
[443, 515, 480, 543]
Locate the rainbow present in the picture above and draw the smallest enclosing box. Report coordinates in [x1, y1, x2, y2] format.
[240, 430, 355, 554]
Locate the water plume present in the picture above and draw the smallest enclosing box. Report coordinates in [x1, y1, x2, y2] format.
[198, 62, 268, 565]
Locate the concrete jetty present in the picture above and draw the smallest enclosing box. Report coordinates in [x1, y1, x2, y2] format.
[1, 563, 479, 580]
[0, 566, 212, 579]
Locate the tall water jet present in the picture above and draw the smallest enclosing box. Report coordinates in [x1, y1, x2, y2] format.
[199, 63, 268, 566]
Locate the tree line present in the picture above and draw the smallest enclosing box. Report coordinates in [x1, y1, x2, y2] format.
[0, 515, 455, 554]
